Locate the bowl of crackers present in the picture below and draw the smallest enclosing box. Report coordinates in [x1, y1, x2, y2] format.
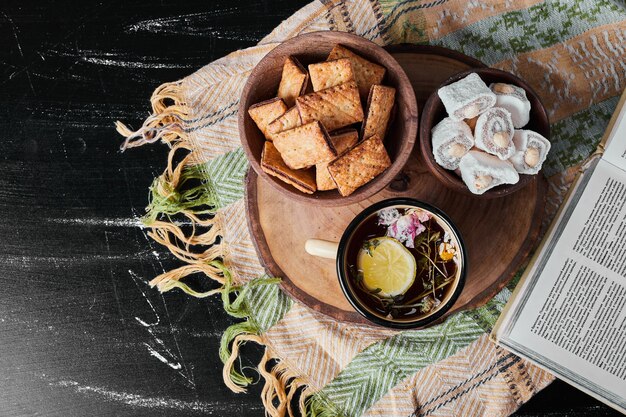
[420, 68, 550, 198]
[239, 31, 418, 206]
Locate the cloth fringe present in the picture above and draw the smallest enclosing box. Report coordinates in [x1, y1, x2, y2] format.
[258, 347, 312, 417]
[116, 80, 310, 417]
[220, 329, 312, 416]
[116, 81, 189, 150]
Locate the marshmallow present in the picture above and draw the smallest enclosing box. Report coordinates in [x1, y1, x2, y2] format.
[474, 107, 515, 160]
[490, 83, 531, 128]
[459, 150, 519, 195]
[438, 73, 496, 121]
[431, 117, 474, 170]
[509, 130, 551, 174]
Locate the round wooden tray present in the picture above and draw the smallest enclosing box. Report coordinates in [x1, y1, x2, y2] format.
[245, 45, 548, 325]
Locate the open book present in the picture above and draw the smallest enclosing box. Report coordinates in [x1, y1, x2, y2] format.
[492, 89, 626, 415]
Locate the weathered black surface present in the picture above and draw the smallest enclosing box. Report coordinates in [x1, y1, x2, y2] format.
[0, 1, 621, 416]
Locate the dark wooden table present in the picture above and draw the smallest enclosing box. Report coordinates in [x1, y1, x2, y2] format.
[0, 1, 621, 416]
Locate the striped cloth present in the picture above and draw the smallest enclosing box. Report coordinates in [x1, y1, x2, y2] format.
[117, 1, 626, 416]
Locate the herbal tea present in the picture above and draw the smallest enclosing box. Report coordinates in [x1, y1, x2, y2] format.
[346, 206, 460, 320]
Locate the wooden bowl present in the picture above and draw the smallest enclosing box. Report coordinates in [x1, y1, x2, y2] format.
[239, 31, 418, 207]
[419, 68, 550, 199]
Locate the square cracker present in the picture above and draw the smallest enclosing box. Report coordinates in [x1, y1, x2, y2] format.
[296, 80, 364, 131]
[316, 129, 359, 191]
[327, 45, 386, 100]
[308, 58, 354, 92]
[261, 142, 316, 194]
[248, 98, 287, 140]
[273, 121, 336, 170]
[277, 57, 308, 107]
[362, 85, 396, 140]
[267, 106, 301, 136]
[328, 134, 391, 197]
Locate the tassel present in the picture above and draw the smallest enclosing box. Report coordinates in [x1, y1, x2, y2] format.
[116, 110, 187, 150]
[221, 324, 261, 391]
[150, 80, 186, 114]
[143, 152, 217, 226]
[149, 262, 226, 291]
[116, 80, 189, 150]
[259, 349, 288, 416]
[117, 78, 311, 417]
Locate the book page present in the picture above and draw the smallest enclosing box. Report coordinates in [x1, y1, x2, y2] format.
[603, 93, 626, 171]
[504, 158, 626, 409]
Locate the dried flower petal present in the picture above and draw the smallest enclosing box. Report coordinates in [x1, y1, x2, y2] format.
[420, 296, 435, 313]
[438, 242, 456, 261]
[416, 210, 431, 223]
[377, 208, 401, 226]
[386, 211, 427, 249]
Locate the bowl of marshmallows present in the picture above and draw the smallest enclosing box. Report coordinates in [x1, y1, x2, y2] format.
[420, 68, 550, 198]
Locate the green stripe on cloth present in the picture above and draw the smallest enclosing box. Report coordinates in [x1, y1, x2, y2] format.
[377, 0, 445, 42]
[203, 147, 249, 209]
[464, 287, 512, 333]
[246, 277, 294, 332]
[431, 0, 625, 64]
[310, 290, 510, 417]
[544, 95, 621, 176]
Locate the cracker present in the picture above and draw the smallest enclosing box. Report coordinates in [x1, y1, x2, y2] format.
[261, 141, 316, 194]
[267, 106, 301, 136]
[248, 98, 288, 140]
[277, 57, 308, 107]
[327, 134, 391, 196]
[316, 129, 359, 191]
[308, 58, 354, 92]
[327, 45, 386, 100]
[329, 129, 360, 154]
[362, 85, 395, 140]
[296, 80, 364, 131]
[273, 121, 336, 170]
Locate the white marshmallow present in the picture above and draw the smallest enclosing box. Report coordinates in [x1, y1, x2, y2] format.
[438, 73, 496, 121]
[474, 107, 515, 160]
[509, 130, 551, 174]
[490, 83, 531, 128]
[459, 150, 519, 195]
[432, 117, 474, 170]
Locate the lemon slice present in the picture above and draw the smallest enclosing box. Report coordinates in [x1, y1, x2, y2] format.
[357, 237, 416, 297]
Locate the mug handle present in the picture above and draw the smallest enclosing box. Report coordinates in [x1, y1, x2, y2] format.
[305, 239, 339, 260]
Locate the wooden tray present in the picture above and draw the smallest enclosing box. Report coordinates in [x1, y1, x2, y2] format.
[245, 45, 547, 325]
